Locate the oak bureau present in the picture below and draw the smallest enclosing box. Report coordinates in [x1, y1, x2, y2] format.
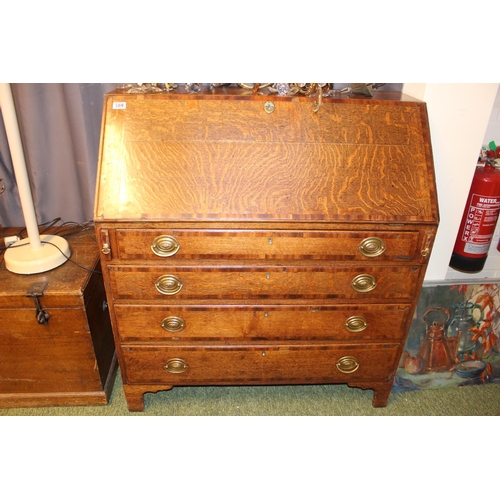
[94, 86, 439, 411]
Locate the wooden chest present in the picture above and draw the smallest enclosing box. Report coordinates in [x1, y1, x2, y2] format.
[0, 228, 117, 408]
[94, 87, 439, 411]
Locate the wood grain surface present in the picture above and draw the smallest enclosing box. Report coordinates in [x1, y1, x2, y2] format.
[95, 94, 438, 223]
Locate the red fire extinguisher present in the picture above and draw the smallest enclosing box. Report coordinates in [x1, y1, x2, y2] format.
[450, 152, 500, 273]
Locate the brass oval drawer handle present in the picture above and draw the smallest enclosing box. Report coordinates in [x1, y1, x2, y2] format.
[336, 356, 360, 374]
[344, 316, 368, 333]
[155, 275, 183, 295]
[351, 274, 377, 293]
[151, 235, 180, 257]
[161, 316, 186, 333]
[164, 358, 188, 374]
[359, 237, 386, 258]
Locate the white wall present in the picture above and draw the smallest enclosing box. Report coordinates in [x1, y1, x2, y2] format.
[403, 83, 499, 283]
[446, 85, 500, 282]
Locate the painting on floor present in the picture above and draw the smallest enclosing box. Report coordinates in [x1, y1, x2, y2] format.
[393, 283, 500, 392]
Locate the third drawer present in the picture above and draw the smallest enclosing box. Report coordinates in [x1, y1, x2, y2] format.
[113, 303, 412, 342]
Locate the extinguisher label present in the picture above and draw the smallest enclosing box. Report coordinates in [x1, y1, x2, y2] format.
[461, 194, 500, 254]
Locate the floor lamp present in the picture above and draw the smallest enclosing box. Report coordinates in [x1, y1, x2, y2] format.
[0, 83, 70, 274]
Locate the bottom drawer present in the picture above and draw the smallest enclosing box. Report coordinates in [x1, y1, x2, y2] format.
[121, 343, 400, 385]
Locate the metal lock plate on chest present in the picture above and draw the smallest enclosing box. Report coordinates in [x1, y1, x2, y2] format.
[26, 282, 50, 325]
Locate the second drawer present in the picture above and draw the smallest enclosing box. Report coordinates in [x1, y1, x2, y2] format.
[108, 264, 421, 300]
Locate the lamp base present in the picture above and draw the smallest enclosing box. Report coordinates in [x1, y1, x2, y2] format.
[5, 235, 71, 274]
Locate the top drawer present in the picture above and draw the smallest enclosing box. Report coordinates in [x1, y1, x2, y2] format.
[113, 229, 421, 262]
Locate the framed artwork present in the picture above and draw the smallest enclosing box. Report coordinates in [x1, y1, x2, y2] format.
[394, 283, 500, 392]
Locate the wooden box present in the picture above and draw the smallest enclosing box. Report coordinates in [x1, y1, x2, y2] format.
[0, 228, 117, 408]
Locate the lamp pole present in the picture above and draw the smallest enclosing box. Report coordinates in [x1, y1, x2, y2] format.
[0, 83, 71, 274]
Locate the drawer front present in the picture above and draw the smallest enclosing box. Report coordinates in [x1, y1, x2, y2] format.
[108, 265, 421, 301]
[115, 229, 420, 262]
[121, 343, 400, 385]
[114, 304, 411, 342]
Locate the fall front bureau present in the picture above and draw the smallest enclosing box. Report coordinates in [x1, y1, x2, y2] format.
[94, 86, 439, 411]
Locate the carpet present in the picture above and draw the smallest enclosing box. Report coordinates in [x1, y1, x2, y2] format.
[1, 369, 499, 416]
